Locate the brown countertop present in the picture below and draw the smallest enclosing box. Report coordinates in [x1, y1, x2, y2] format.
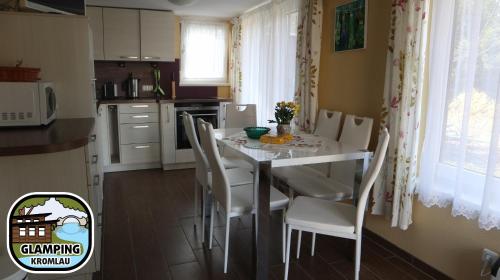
[0, 118, 95, 157]
[97, 97, 232, 106]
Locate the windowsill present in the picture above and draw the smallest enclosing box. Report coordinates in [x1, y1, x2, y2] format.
[179, 82, 230, 87]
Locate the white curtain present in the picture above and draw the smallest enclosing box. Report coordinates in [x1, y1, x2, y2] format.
[181, 20, 228, 85]
[418, 0, 500, 230]
[239, 0, 299, 126]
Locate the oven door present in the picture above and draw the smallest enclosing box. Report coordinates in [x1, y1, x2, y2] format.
[176, 109, 219, 150]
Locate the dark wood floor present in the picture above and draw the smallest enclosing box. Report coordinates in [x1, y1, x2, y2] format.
[99, 168, 441, 280]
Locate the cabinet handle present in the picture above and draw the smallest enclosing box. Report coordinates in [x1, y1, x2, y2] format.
[132, 115, 149, 119]
[120, 55, 139, 59]
[93, 175, 100, 186]
[134, 145, 150, 149]
[132, 125, 149, 128]
[91, 154, 98, 164]
[90, 134, 97, 142]
[166, 105, 170, 123]
[142, 56, 161, 60]
[131, 105, 149, 108]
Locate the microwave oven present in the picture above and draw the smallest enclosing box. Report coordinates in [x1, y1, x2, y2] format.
[0, 82, 57, 126]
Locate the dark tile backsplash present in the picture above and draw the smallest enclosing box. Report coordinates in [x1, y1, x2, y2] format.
[94, 59, 217, 100]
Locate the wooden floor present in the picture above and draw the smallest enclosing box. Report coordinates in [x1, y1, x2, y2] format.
[99, 168, 442, 280]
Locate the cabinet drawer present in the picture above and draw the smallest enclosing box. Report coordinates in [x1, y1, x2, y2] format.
[121, 143, 160, 164]
[119, 103, 158, 114]
[119, 123, 159, 144]
[119, 112, 159, 124]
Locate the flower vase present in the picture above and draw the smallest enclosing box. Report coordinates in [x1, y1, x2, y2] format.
[277, 124, 291, 136]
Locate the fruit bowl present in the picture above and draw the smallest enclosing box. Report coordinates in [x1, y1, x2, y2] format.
[244, 127, 271, 139]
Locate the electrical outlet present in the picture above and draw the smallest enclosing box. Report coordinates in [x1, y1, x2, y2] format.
[142, 85, 153, 92]
[483, 248, 499, 265]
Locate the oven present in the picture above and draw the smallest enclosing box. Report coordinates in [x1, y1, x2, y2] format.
[175, 103, 220, 150]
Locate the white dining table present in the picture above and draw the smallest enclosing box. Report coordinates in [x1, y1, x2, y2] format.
[214, 128, 372, 280]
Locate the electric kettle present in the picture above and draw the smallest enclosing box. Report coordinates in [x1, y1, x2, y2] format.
[126, 73, 140, 99]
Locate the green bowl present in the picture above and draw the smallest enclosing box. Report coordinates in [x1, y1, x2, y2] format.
[244, 127, 271, 139]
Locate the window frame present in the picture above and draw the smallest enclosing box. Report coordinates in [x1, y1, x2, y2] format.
[180, 19, 229, 87]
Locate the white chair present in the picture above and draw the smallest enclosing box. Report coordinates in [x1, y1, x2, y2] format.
[284, 128, 390, 280]
[272, 109, 342, 182]
[182, 112, 253, 235]
[314, 109, 343, 141]
[281, 114, 374, 256]
[221, 104, 257, 169]
[198, 120, 289, 273]
[330, 114, 373, 190]
[224, 104, 257, 128]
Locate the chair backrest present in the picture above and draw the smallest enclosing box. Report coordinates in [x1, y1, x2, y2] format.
[198, 120, 231, 211]
[339, 114, 374, 149]
[183, 112, 209, 187]
[314, 109, 342, 140]
[355, 127, 389, 235]
[225, 104, 257, 128]
[330, 115, 374, 184]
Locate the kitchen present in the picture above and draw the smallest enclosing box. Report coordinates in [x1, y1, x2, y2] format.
[1, 0, 500, 280]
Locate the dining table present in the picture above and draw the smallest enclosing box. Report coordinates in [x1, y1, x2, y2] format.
[213, 128, 372, 280]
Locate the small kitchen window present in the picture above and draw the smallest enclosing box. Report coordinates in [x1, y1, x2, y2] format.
[180, 19, 229, 86]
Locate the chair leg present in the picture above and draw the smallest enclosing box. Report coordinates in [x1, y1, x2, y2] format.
[194, 181, 199, 229]
[282, 209, 286, 263]
[224, 215, 230, 273]
[311, 232, 316, 256]
[201, 188, 206, 243]
[209, 202, 215, 250]
[354, 237, 362, 280]
[296, 230, 302, 259]
[284, 226, 292, 280]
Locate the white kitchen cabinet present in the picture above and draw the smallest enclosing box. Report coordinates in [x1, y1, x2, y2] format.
[102, 8, 140, 61]
[119, 123, 160, 144]
[161, 103, 176, 166]
[87, 6, 104, 60]
[140, 10, 176, 62]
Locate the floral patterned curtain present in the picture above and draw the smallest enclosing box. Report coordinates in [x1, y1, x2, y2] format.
[294, 0, 323, 132]
[371, 0, 429, 230]
[230, 16, 242, 102]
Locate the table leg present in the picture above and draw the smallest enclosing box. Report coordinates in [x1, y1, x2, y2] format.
[255, 161, 271, 280]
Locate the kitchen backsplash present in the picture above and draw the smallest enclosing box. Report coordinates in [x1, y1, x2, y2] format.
[94, 59, 217, 99]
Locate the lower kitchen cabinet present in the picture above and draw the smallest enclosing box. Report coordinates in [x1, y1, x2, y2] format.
[99, 103, 162, 172]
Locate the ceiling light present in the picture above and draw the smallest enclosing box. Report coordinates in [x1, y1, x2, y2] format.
[168, 0, 199, 6]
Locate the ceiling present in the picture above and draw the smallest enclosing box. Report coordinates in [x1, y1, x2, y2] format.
[86, 0, 267, 18]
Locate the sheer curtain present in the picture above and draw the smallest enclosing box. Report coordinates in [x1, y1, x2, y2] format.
[181, 20, 228, 85]
[418, 0, 500, 230]
[239, 0, 298, 125]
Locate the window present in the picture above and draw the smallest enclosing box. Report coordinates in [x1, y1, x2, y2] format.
[29, 227, 36, 236]
[17, 219, 22, 223]
[38, 227, 45, 237]
[418, 0, 500, 230]
[239, 0, 299, 125]
[19, 228, 26, 237]
[25, 219, 30, 223]
[180, 20, 228, 86]
[33, 219, 39, 222]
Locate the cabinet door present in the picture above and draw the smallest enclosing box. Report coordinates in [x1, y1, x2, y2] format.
[103, 8, 140, 61]
[140, 10, 176, 62]
[87, 6, 104, 60]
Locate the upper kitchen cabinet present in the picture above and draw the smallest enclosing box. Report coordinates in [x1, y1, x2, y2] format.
[87, 6, 104, 60]
[140, 10, 176, 62]
[102, 8, 140, 61]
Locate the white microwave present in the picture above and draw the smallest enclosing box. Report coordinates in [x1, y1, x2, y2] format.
[0, 82, 57, 126]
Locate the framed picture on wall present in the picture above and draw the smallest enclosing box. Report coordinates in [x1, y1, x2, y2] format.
[333, 0, 368, 52]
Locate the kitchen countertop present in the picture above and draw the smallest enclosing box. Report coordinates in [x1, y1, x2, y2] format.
[0, 118, 95, 157]
[97, 97, 232, 106]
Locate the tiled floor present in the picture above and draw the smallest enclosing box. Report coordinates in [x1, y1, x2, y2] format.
[99, 169, 443, 280]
